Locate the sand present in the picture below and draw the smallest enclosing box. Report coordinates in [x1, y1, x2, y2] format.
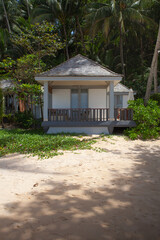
[0, 135, 160, 240]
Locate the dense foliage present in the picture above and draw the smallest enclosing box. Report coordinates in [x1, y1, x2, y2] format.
[150, 93, 160, 106]
[0, 88, 3, 123]
[0, 0, 160, 97]
[125, 99, 160, 140]
[14, 111, 41, 129]
[0, 129, 95, 158]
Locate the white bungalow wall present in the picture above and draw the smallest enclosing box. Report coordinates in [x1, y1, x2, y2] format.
[123, 95, 128, 108]
[88, 89, 107, 121]
[52, 89, 71, 108]
[107, 94, 129, 108]
[88, 89, 107, 108]
[51, 88, 129, 110]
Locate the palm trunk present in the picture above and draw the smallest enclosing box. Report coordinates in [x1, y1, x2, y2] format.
[1, 0, 11, 33]
[140, 37, 144, 78]
[154, 56, 158, 93]
[119, 22, 125, 81]
[26, 0, 30, 18]
[145, 23, 160, 104]
[74, 21, 78, 54]
[63, 23, 69, 60]
[76, 16, 86, 54]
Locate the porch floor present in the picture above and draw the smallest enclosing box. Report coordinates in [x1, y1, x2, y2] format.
[42, 120, 136, 134]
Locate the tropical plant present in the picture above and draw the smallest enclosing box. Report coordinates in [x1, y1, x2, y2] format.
[12, 21, 64, 66]
[0, 21, 64, 82]
[125, 99, 160, 140]
[145, 23, 160, 103]
[33, 0, 75, 59]
[150, 93, 160, 106]
[86, 0, 155, 79]
[0, 0, 21, 32]
[0, 28, 9, 60]
[0, 87, 3, 124]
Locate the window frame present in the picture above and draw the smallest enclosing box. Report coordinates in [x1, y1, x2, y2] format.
[71, 88, 88, 109]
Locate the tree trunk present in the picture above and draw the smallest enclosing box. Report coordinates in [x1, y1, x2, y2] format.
[76, 16, 86, 54]
[119, 22, 125, 81]
[1, 0, 11, 33]
[154, 56, 158, 93]
[140, 37, 144, 78]
[26, 0, 30, 18]
[145, 23, 160, 103]
[63, 23, 69, 60]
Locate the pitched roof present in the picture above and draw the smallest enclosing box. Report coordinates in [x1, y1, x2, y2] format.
[114, 83, 130, 93]
[36, 54, 122, 78]
[0, 80, 14, 90]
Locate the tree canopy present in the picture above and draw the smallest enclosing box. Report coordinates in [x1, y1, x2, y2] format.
[0, 0, 160, 98]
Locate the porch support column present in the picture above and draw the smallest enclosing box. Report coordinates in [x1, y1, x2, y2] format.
[43, 81, 48, 121]
[109, 81, 114, 120]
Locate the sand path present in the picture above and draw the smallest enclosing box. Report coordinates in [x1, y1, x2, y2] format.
[0, 136, 160, 240]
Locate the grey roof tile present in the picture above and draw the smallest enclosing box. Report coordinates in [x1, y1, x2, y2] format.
[0, 80, 14, 90]
[114, 83, 130, 92]
[36, 54, 122, 77]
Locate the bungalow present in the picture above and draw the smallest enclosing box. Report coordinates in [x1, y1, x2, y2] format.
[35, 54, 135, 134]
[0, 80, 42, 118]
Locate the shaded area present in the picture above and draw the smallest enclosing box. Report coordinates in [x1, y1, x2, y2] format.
[0, 144, 160, 240]
[0, 156, 67, 175]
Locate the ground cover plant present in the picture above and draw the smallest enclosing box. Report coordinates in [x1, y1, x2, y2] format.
[0, 129, 95, 159]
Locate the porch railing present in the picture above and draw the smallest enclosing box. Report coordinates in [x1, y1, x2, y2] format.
[114, 108, 133, 121]
[48, 108, 133, 122]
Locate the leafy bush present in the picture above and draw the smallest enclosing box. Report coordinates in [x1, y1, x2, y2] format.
[125, 99, 160, 140]
[0, 88, 3, 123]
[3, 113, 15, 123]
[15, 111, 36, 129]
[150, 93, 160, 106]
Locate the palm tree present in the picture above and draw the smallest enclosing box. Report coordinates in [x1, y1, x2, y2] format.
[33, 0, 76, 60]
[0, 0, 22, 33]
[0, 28, 9, 59]
[145, 23, 160, 103]
[1, 0, 11, 33]
[71, 0, 87, 54]
[18, 0, 33, 19]
[87, 0, 148, 79]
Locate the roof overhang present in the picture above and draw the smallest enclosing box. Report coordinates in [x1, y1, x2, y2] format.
[35, 76, 122, 85]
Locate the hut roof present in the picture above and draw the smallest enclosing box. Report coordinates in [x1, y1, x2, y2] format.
[0, 80, 14, 91]
[114, 83, 130, 93]
[36, 54, 122, 78]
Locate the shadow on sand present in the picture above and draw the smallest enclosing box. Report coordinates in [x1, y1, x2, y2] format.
[0, 144, 160, 240]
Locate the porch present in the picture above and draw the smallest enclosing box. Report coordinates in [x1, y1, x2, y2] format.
[35, 54, 136, 134]
[48, 108, 133, 122]
[41, 108, 135, 134]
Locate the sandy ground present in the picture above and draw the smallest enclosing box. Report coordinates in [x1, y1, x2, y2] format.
[0, 135, 160, 240]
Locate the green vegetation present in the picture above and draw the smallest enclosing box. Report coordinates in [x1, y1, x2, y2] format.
[0, 0, 160, 98]
[14, 111, 41, 129]
[0, 0, 160, 141]
[0, 129, 95, 158]
[0, 88, 3, 123]
[125, 99, 160, 140]
[150, 93, 160, 106]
